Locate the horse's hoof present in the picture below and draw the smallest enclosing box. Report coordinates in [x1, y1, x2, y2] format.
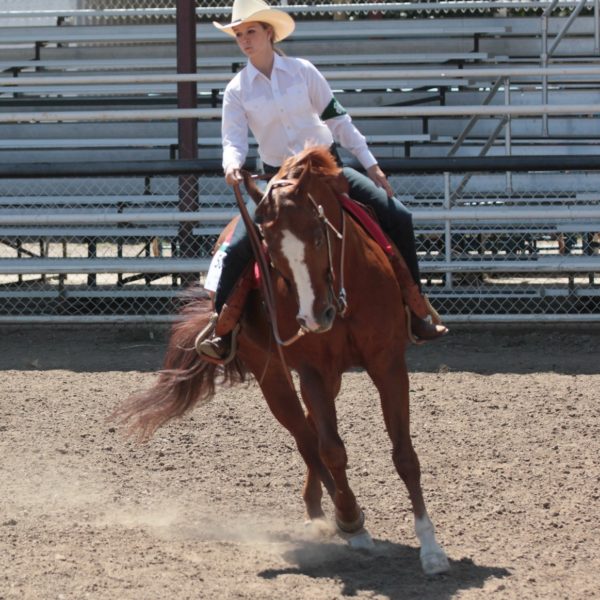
[304, 518, 335, 539]
[335, 509, 365, 534]
[342, 528, 375, 551]
[421, 549, 450, 575]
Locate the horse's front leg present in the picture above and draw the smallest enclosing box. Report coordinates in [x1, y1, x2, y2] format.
[367, 354, 450, 575]
[244, 353, 335, 522]
[302, 411, 328, 523]
[299, 367, 373, 549]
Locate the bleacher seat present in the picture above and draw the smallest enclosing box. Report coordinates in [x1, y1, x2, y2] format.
[1, 4, 599, 318]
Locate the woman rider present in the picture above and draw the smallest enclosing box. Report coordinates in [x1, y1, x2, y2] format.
[198, 0, 447, 360]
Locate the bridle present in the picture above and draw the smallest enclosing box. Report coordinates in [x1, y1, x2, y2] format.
[306, 191, 348, 318]
[233, 175, 348, 350]
[263, 178, 348, 335]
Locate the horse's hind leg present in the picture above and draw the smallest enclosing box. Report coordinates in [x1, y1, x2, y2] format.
[368, 356, 449, 574]
[250, 361, 335, 521]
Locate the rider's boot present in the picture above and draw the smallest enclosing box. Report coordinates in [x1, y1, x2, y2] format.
[195, 264, 253, 363]
[196, 328, 235, 362]
[410, 313, 448, 341]
[389, 253, 448, 343]
[407, 287, 448, 342]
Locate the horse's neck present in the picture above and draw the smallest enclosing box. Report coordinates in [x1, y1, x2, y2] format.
[343, 214, 395, 282]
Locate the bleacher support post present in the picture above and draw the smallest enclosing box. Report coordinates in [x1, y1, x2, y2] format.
[176, 0, 200, 288]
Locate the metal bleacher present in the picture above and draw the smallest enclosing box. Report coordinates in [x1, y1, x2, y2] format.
[0, 1, 599, 323]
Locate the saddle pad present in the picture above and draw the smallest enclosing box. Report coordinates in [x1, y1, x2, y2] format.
[337, 193, 394, 257]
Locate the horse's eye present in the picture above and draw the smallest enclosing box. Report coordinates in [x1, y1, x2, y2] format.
[314, 229, 325, 248]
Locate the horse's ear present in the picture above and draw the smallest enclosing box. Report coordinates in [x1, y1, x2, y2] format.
[292, 159, 313, 196]
[255, 199, 277, 225]
[255, 192, 278, 226]
[241, 170, 263, 204]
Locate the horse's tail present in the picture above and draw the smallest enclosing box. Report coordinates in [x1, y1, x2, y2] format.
[112, 290, 247, 441]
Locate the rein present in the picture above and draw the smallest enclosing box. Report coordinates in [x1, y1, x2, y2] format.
[259, 178, 307, 347]
[231, 176, 348, 385]
[232, 180, 299, 389]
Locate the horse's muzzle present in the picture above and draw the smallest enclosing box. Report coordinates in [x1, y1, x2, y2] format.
[297, 304, 336, 334]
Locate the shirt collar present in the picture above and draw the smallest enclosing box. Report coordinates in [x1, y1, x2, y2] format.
[244, 53, 293, 83]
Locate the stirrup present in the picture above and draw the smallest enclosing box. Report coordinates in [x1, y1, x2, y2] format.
[194, 312, 218, 349]
[405, 295, 448, 345]
[195, 320, 240, 365]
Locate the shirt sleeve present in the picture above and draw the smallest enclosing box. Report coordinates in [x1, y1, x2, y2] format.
[302, 60, 377, 170]
[221, 82, 249, 172]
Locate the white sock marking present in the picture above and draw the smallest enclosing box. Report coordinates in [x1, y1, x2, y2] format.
[415, 513, 449, 574]
[415, 513, 443, 556]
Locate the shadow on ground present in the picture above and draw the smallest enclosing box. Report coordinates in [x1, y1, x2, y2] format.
[260, 538, 510, 600]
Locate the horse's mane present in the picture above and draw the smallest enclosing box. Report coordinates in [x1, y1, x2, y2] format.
[279, 145, 341, 180]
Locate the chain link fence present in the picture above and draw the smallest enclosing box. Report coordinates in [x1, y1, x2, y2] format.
[76, 0, 591, 11]
[2, 0, 594, 26]
[10, 1, 585, 24]
[1, 0, 598, 321]
[1, 163, 598, 321]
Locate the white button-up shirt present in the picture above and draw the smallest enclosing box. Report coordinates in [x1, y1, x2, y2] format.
[221, 54, 377, 171]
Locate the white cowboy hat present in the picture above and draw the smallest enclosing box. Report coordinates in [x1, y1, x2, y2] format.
[213, 0, 295, 43]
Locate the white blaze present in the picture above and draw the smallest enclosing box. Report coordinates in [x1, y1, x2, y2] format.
[280, 230, 319, 330]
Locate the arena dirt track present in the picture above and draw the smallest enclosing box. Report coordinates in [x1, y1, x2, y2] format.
[1, 325, 599, 600]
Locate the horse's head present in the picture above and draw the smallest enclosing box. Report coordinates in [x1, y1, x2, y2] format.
[254, 147, 348, 334]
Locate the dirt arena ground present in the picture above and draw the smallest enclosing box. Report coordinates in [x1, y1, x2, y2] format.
[1, 324, 599, 600]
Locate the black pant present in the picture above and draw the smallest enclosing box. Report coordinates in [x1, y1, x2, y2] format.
[214, 166, 421, 312]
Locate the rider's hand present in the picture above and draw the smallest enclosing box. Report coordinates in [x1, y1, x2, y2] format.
[367, 164, 394, 198]
[225, 165, 243, 187]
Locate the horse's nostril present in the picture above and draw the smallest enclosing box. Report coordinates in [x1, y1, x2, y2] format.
[323, 306, 336, 323]
[297, 316, 308, 330]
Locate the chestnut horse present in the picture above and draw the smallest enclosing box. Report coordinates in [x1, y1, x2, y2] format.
[115, 146, 449, 575]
